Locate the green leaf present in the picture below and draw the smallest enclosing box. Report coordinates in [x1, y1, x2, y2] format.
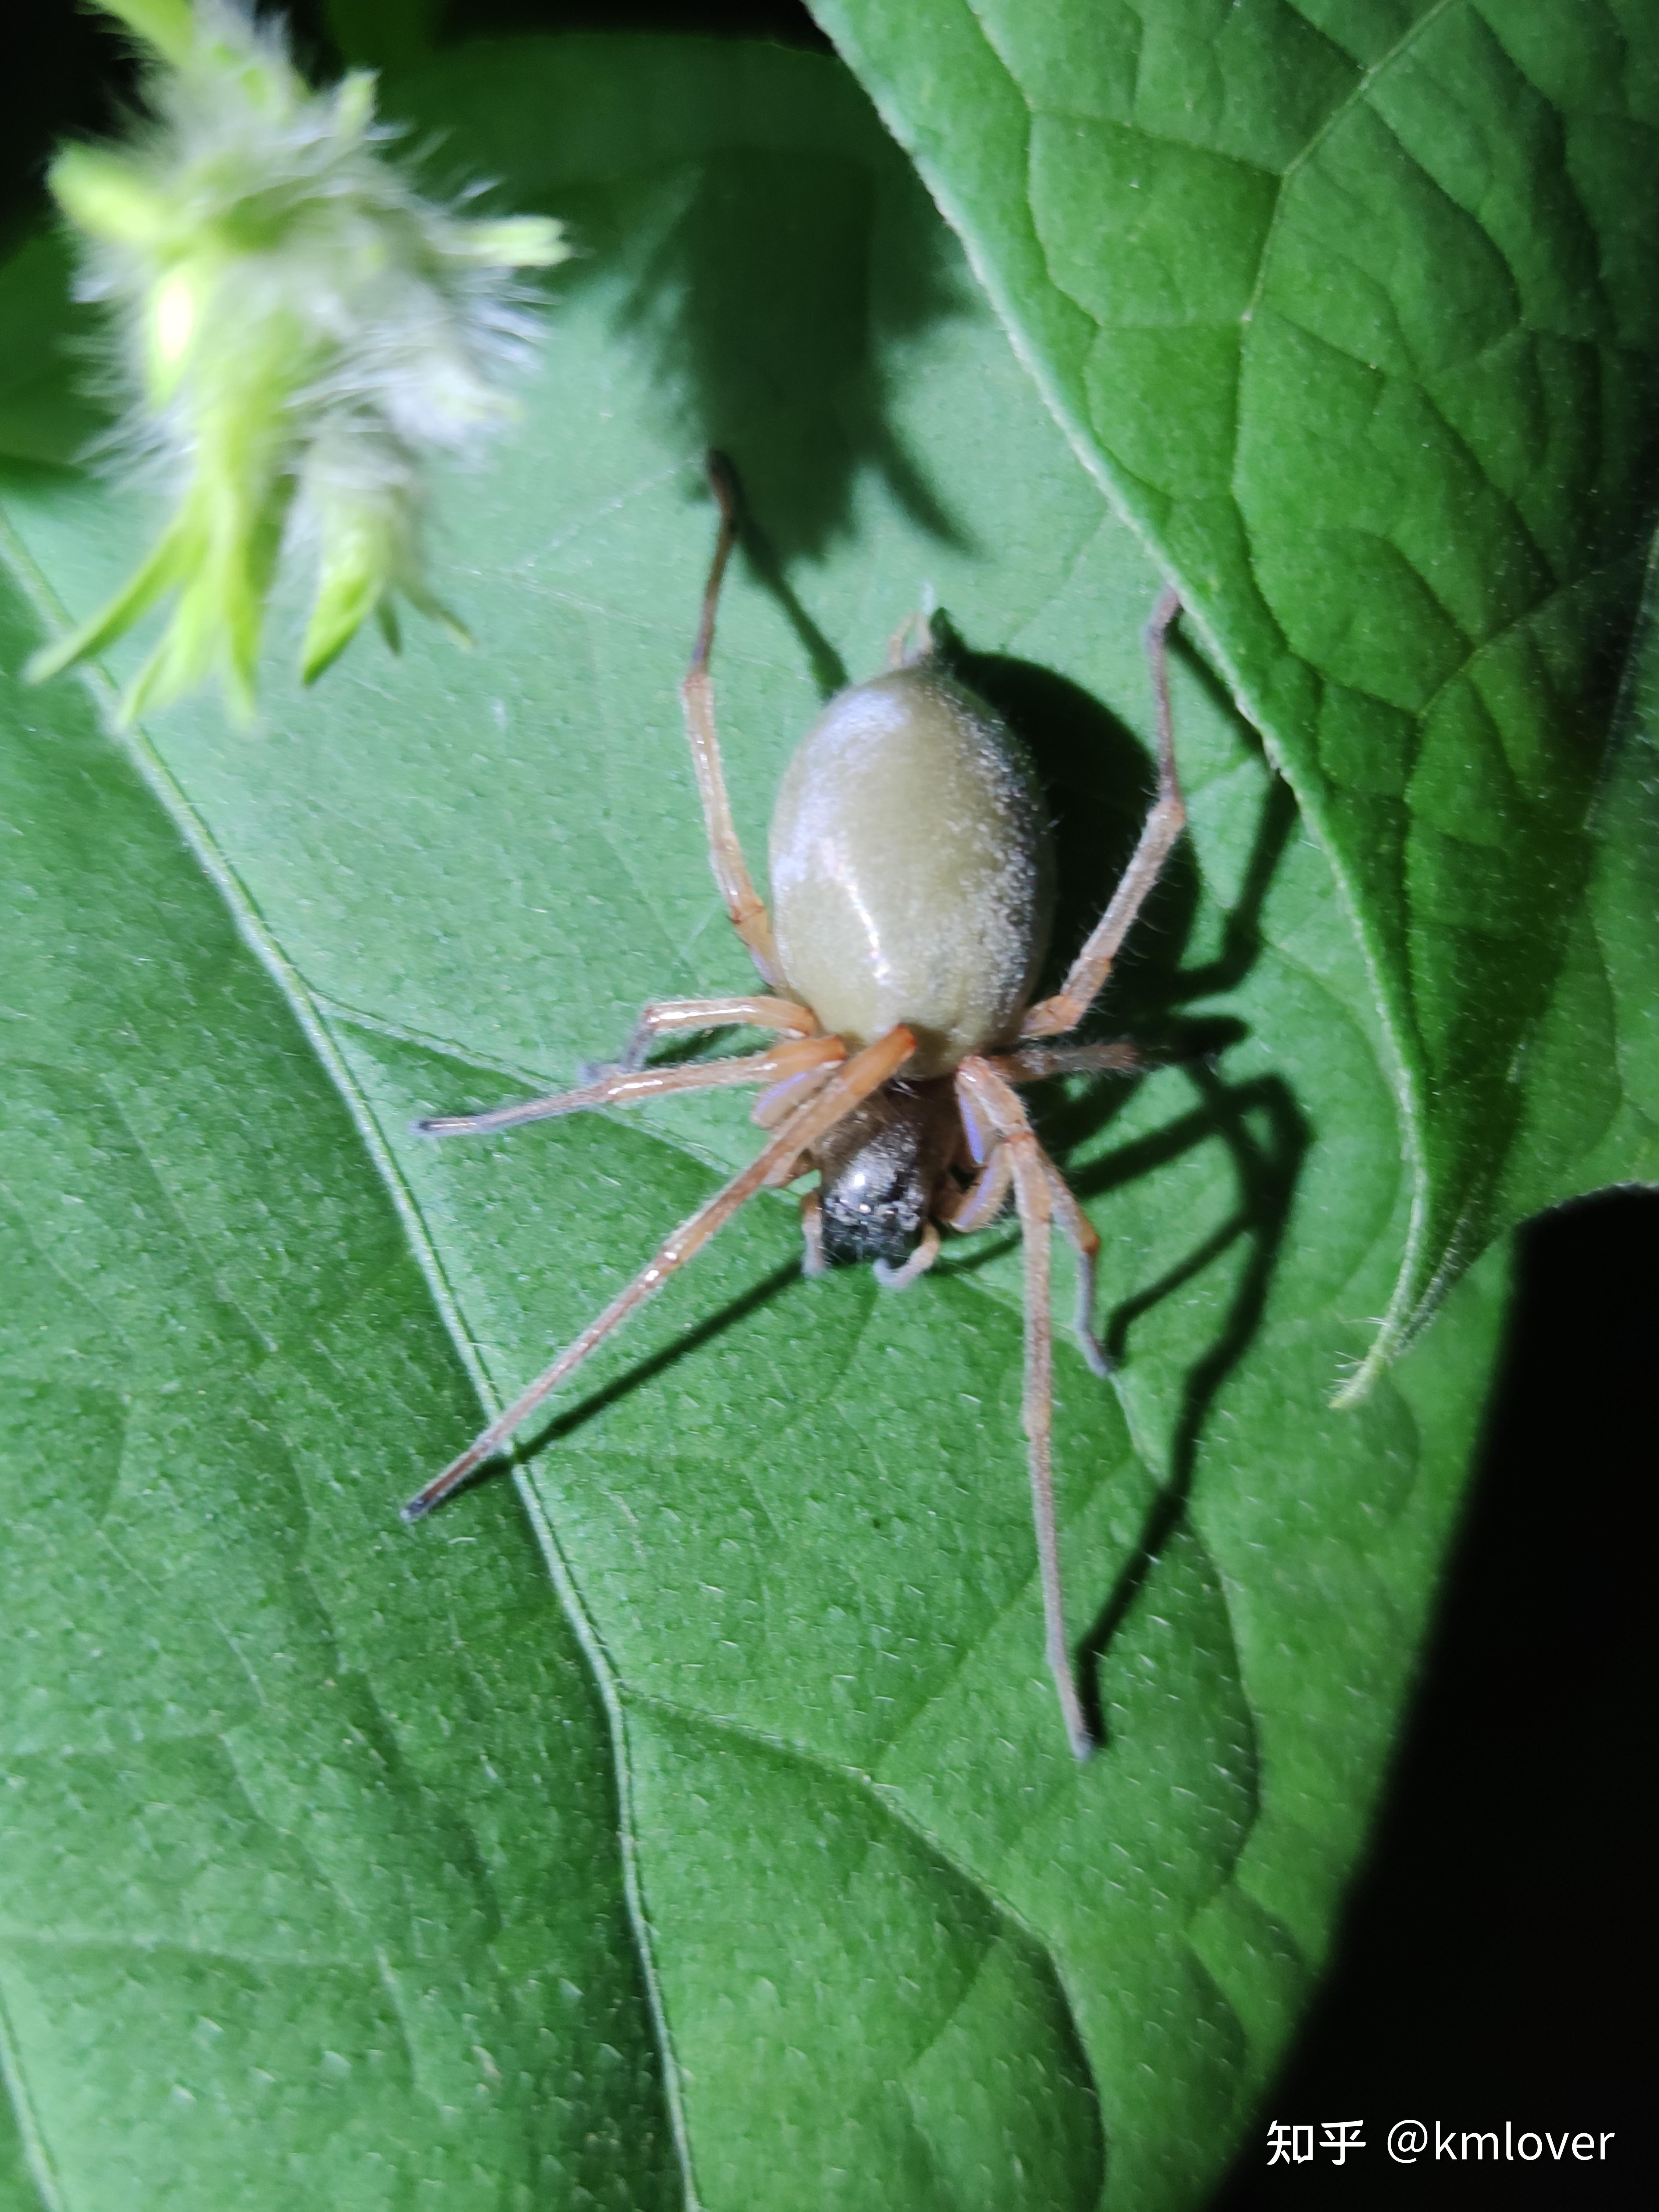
[0, 236, 107, 468]
[322, 0, 447, 73]
[3, 33, 1516, 2209]
[1495, 522, 1659, 1217]
[809, 0, 1659, 1387]
[0, 571, 675, 2203]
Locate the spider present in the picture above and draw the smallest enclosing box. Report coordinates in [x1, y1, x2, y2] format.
[404, 455, 1188, 1760]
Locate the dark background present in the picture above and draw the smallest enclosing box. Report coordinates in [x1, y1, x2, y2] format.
[4, 4, 1651, 2205]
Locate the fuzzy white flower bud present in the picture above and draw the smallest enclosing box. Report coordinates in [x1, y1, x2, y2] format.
[27, 0, 569, 719]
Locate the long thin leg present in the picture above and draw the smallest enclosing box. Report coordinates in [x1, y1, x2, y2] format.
[956, 1057, 1093, 1760]
[749, 1060, 841, 1191]
[1020, 586, 1187, 1041]
[402, 1025, 915, 1520]
[943, 1088, 1110, 1371]
[619, 993, 816, 1070]
[751, 1062, 838, 1129]
[1041, 1158, 1111, 1377]
[416, 1035, 844, 1137]
[988, 1041, 1148, 1085]
[680, 453, 785, 988]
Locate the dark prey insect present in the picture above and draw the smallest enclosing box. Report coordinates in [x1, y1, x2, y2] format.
[403, 454, 1188, 1759]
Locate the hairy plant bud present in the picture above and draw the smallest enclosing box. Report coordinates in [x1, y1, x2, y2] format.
[27, 0, 568, 719]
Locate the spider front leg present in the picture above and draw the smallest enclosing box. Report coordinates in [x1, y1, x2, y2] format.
[1042, 1164, 1111, 1377]
[956, 1056, 1095, 1761]
[939, 1100, 1107, 1369]
[1020, 585, 1187, 1041]
[404, 1027, 916, 1519]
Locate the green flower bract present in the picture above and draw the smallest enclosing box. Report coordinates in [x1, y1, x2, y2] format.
[28, 0, 568, 718]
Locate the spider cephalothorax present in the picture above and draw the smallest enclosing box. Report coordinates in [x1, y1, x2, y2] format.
[813, 1082, 960, 1270]
[407, 453, 1188, 1760]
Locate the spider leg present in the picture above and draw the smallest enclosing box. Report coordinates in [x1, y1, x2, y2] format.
[416, 1035, 844, 1137]
[680, 453, 786, 988]
[936, 1140, 1012, 1233]
[946, 1077, 1109, 1370]
[1019, 586, 1187, 1041]
[618, 993, 817, 1070]
[1041, 1159, 1112, 1378]
[752, 1059, 843, 1196]
[402, 1026, 914, 1519]
[957, 1056, 1094, 1761]
[752, 1062, 838, 1129]
[987, 1041, 1149, 1084]
[799, 1187, 826, 1277]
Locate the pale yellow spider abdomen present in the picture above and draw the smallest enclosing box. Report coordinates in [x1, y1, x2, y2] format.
[768, 667, 1055, 1079]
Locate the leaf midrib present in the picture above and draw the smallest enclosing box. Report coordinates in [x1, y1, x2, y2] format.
[0, 502, 706, 2207]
